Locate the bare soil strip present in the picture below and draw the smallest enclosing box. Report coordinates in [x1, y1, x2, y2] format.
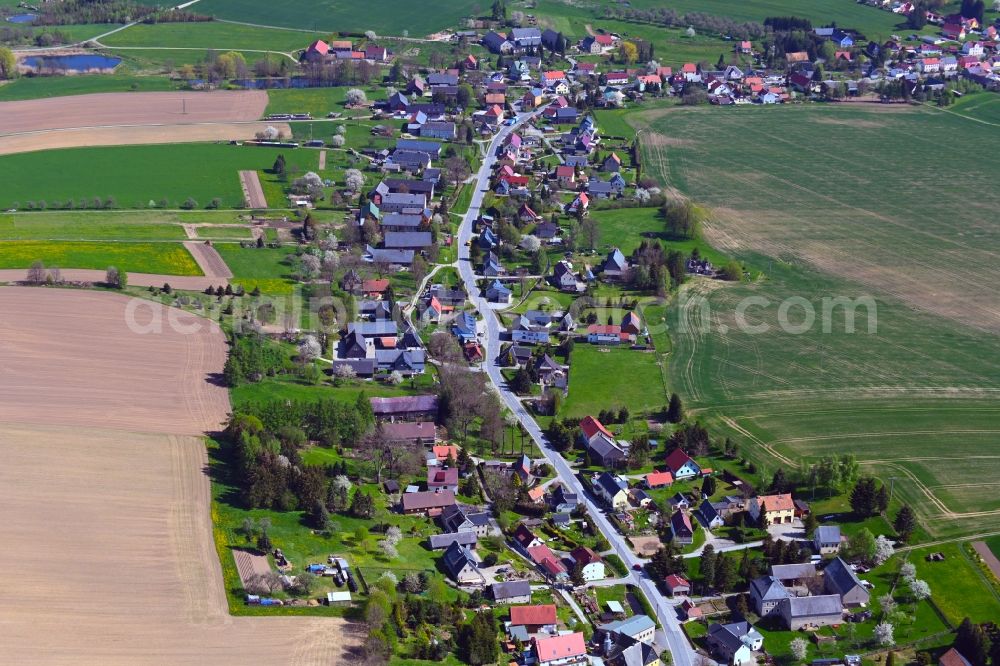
[0, 287, 357, 664]
[0, 122, 291, 156]
[234, 548, 273, 588]
[0, 91, 268, 136]
[973, 542, 1000, 579]
[318, 149, 327, 169]
[184, 240, 234, 278]
[239, 169, 268, 209]
[0, 268, 227, 290]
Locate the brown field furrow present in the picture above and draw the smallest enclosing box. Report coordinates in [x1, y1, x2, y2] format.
[0, 268, 228, 290]
[0, 122, 291, 156]
[0, 287, 358, 663]
[0, 91, 268, 136]
[184, 241, 234, 279]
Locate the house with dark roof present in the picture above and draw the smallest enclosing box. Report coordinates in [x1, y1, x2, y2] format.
[429, 530, 478, 550]
[594, 472, 629, 510]
[441, 542, 483, 584]
[401, 489, 456, 515]
[600, 247, 629, 280]
[750, 575, 790, 616]
[823, 557, 870, 607]
[491, 580, 531, 604]
[513, 523, 543, 552]
[381, 421, 436, 444]
[771, 562, 818, 586]
[669, 510, 694, 545]
[370, 395, 438, 422]
[569, 546, 605, 581]
[814, 525, 842, 555]
[778, 594, 843, 630]
[482, 31, 512, 54]
[486, 279, 512, 304]
[707, 621, 764, 666]
[696, 499, 724, 529]
[599, 614, 656, 645]
[604, 633, 660, 666]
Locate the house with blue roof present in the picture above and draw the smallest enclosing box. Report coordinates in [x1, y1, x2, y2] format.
[482, 251, 504, 277]
[486, 279, 512, 304]
[479, 227, 499, 250]
[451, 312, 477, 343]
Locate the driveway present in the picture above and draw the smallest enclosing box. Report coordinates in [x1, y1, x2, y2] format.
[768, 518, 806, 542]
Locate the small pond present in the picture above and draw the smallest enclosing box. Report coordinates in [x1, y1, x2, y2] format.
[6, 13, 38, 23]
[21, 54, 122, 71]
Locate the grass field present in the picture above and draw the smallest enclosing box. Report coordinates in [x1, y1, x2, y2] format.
[588, 207, 730, 261]
[0, 75, 176, 101]
[562, 345, 665, 418]
[265, 86, 387, 118]
[0, 240, 201, 274]
[626, 0, 904, 40]
[0, 211, 190, 240]
[0, 143, 316, 209]
[101, 21, 322, 53]
[949, 92, 1000, 125]
[637, 103, 1000, 540]
[213, 244, 298, 294]
[907, 543, 1000, 625]
[191, 0, 480, 36]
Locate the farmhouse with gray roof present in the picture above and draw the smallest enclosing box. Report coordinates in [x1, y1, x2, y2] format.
[778, 594, 843, 630]
[750, 575, 789, 616]
[823, 557, 870, 607]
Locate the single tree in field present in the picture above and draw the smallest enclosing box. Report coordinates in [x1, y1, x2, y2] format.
[27, 260, 46, 284]
[893, 505, 916, 542]
[666, 392, 684, 423]
[789, 637, 808, 663]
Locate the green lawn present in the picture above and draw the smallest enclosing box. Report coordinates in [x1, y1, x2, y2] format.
[0, 240, 201, 274]
[562, 344, 665, 418]
[191, 0, 481, 35]
[213, 244, 298, 295]
[265, 86, 388, 118]
[948, 92, 1000, 125]
[0, 75, 176, 101]
[0, 143, 317, 210]
[907, 543, 1000, 626]
[102, 21, 322, 52]
[643, 103, 1000, 542]
[0, 211, 188, 240]
[588, 206, 731, 260]
[231, 373, 437, 411]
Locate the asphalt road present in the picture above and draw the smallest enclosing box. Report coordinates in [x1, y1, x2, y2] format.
[455, 108, 698, 666]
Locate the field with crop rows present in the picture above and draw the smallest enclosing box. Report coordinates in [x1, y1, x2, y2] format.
[635, 104, 1000, 539]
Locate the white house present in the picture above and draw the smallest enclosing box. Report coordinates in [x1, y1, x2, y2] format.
[569, 546, 605, 581]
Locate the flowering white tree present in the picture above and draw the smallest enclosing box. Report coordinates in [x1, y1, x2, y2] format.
[899, 561, 916, 582]
[300, 253, 321, 279]
[387, 370, 404, 385]
[789, 638, 808, 662]
[909, 579, 931, 601]
[332, 475, 352, 493]
[333, 364, 357, 378]
[879, 593, 896, 616]
[685, 26, 696, 37]
[875, 622, 895, 647]
[874, 535, 895, 565]
[385, 526, 403, 544]
[298, 335, 321, 361]
[292, 171, 324, 198]
[646, 59, 661, 72]
[520, 235, 541, 252]
[345, 88, 367, 105]
[336, 125, 347, 135]
[634, 188, 651, 203]
[344, 168, 365, 192]
[365, 30, 377, 40]
[378, 539, 399, 559]
[329, 135, 346, 147]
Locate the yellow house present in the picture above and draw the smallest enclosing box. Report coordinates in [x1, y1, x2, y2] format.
[750, 494, 795, 526]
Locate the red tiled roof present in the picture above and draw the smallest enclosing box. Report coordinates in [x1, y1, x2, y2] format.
[543, 70, 566, 80]
[432, 444, 458, 461]
[307, 40, 330, 55]
[534, 633, 586, 663]
[570, 546, 601, 565]
[664, 574, 690, 590]
[595, 34, 614, 46]
[555, 165, 575, 177]
[427, 467, 458, 487]
[940, 648, 973, 666]
[363, 278, 390, 292]
[580, 415, 612, 441]
[665, 448, 694, 474]
[682, 63, 697, 72]
[758, 493, 794, 512]
[511, 604, 557, 626]
[645, 471, 673, 487]
[587, 324, 621, 335]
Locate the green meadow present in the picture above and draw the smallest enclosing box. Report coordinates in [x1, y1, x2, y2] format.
[637, 104, 1000, 540]
[0, 143, 317, 210]
[101, 21, 322, 52]
[0, 240, 201, 274]
[0, 75, 176, 101]
[562, 345, 665, 419]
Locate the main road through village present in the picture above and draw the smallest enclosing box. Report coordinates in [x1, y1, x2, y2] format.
[455, 106, 699, 666]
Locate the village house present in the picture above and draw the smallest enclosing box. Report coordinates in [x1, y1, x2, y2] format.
[568, 546, 605, 581]
[750, 575, 789, 616]
[534, 632, 587, 666]
[527, 543, 568, 580]
[664, 573, 691, 596]
[510, 604, 558, 636]
[644, 471, 673, 489]
[670, 510, 694, 545]
[492, 580, 532, 604]
[441, 541, 483, 584]
[580, 415, 626, 467]
[749, 493, 795, 525]
[665, 448, 702, 479]
[814, 525, 842, 555]
[778, 595, 844, 630]
[381, 421, 436, 445]
[401, 489, 456, 516]
[370, 395, 438, 422]
[823, 557, 870, 606]
[706, 622, 764, 666]
[586, 324, 630, 345]
[426, 466, 459, 493]
[599, 614, 656, 645]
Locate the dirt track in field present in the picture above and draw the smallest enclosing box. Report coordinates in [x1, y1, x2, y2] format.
[0, 91, 268, 135]
[0, 288, 358, 663]
[239, 169, 268, 208]
[184, 241, 234, 278]
[0, 121, 291, 156]
[973, 541, 1000, 579]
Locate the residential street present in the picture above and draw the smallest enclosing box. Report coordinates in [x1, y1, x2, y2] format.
[455, 108, 699, 666]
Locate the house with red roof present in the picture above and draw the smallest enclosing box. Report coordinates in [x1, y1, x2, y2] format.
[681, 62, 700, 82]
[621, 311, 642, 335]
[567, 192, 589, 213]
[942, 23, 966, 40]
[533, 632, 587, 666]
[656, 66, 673, 79]
[749, 493, 795, 526]
[518, 203, 540, 222]
[586, 324, 630, 345]
[645, 471, 673, 489]
[510, 604, 558, 634]
[527, 544, 568, 579]
[606, 70, 630, 85]
[427, 466, 459, 492]
[595, 34, 614, 48]
[431, 444, 458, 464]
[664, 573, 691, 596]
[574, 61, 597, 76]
[555, 164, 577, 189]
[569, 546, 605, 581]
[665, 448, 702, 479]
[513, 523, 543, 551]
[738, 40, 753, 54]
[464, 54, 478, 70]
[527, 485, 546, 504]
[363, 278, 390, 298]
[304, 40, 330, 58]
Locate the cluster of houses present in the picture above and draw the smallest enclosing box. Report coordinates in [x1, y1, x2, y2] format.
[750, 556, 871, 632]
[301, 38, 394, 65]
